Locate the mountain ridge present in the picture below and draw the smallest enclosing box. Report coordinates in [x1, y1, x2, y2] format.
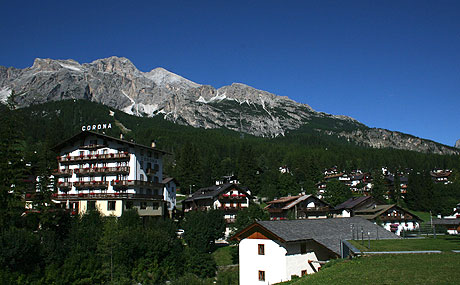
[0, 56, 458, 155]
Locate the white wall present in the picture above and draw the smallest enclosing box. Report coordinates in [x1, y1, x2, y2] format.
[239, 238, 287, 285]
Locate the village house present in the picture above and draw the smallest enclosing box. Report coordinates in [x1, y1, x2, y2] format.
[182, 183, 252, 235]
[265, 194, 332, 220]
[51, 131, 175, 218]
[231, 217, 399, 285]
[335, 196, 422, 235]
[430, 169, 452, 184]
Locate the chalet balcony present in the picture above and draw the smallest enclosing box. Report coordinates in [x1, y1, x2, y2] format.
[111, 180, 163, 189]
[58, 152, 130, 164]
[219, 194, 247, 202]
[80, 144, 108, 150]
[380, 215, 414, 222]
[56, 181, 72, 188]
[52, 192, 163, 201]
[53, 169, 73, 176]
[219, 206, 241, 214]
[74, 166, 130, 176]
[73, 181, 109, 189]
[225, 218, 236, 224]
[298, 206, 330, 213]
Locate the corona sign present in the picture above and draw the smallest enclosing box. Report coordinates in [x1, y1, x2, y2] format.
[81, 123, 112, 131]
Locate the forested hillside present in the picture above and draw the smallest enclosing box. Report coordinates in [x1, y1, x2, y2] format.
[4, 99, 460, 199]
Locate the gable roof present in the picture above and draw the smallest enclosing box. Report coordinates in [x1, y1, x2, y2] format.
[282, 195, 331, 210]
[355, 204, 423, 221]
[232, 217, 399, 254]
[52, 131, 170, 154]
[182, 183, 250, 203]
[335, 196, 373, 211]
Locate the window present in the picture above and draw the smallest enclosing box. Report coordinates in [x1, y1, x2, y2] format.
[108, 201, 116, 211]
[90, 139, 97, 145]
[258, 244, 265, 255]
[140, 202, 147, 209]
[152, 202, 159, 210]
[140, 174, 144, 181]
[258, 271, 265, 281]
[140, 149, 144, 156]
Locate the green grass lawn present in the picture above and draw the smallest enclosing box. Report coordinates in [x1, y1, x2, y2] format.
[284, 253, 460, 285]
[212, 245, 236, 266]
[410, 211, 433, 223]
[349, 235, 460, 252]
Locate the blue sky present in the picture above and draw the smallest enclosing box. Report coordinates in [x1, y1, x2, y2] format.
[1, 0, 459, 146]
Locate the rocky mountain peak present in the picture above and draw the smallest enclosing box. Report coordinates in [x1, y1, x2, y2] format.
[146, 67, 200, 89]
[1, 56, 458, 155]
[455, 139, 460, 149]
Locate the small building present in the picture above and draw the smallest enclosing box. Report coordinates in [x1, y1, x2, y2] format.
[182, 183, 252, 235]
[430, 169, 452, 184]
[334, 196, 376, 218]
[265, 194, 332, 220]
[52, 131, 173, 218]
[354, 204, 422, 235]
[231, 217, 399, 285]
[162, 177, 177, 215]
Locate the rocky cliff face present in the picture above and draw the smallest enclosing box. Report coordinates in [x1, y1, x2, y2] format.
[455, 139, 460, 149]
[0, 56, 458, 155]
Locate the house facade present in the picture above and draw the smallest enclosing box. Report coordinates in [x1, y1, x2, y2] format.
[182, 183, 251, 235]
[52, 131, 173, 218]
[265, 194, 331, 220]
[232, 217, 398, 285]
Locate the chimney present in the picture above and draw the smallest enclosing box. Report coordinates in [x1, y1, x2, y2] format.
[120, 133, 124, 140]
[151, 140, 156, 148]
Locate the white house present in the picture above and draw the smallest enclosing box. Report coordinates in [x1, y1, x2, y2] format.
[231, 217, 399, 284]
[52, 130, 174, 218]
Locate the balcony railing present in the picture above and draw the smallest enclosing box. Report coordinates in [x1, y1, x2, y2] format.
[52, 192, 163, 200]
[74, 166, 130, 175]
[380, 215, 413, 221]
[53, 169, 73, 176]
[73, 181, 109, 189]
[111, 180, 163, 188]
[80, 144, 108, 150]
[56, 182, 72, 188]
[58, 152, 130, 163]
[298, 206, 330, 212]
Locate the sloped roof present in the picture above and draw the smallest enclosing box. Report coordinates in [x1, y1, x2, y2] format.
[267, 195, 301, 205]
[335, 196, 373, 211]
[354, 204, 423, 221]
[182, 183, 250, 203]
[233, 217, 399, 254]
[52, 131, 170, 154]
[282, 195, 331, 210]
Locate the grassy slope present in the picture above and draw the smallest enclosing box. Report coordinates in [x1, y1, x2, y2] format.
[285, 253, 460, 285]
[349, 235, 460, 252]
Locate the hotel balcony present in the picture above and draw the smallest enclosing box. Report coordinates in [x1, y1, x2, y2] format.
[111, 180, 163, 189]
[297, 206, 330, 213]
[52, 192, 164, 201]
[74, 166, 130, 176]
[73, 181, 109, 189]
[53, 169, 73, 177]
[56, 181, 72, 189]
[58, 152, 130, 164]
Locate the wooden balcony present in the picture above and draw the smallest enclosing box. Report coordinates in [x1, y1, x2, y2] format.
[52, 192, 163, 201]
[298, 206, 330, 213]
[80, 144, 108, 150]
[267, 208, 284, 213]
[53, 169, 73, 176]
[73, 181, 109, 189]
[58, 152, 130, 164]
[74, 166, 130, 176]
[56, 181, 72, 188]
[111, 180, 163, 189]
[380, 215, 413, 221]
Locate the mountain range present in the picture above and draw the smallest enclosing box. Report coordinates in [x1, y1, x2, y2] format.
[0, 56, 458, 155]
